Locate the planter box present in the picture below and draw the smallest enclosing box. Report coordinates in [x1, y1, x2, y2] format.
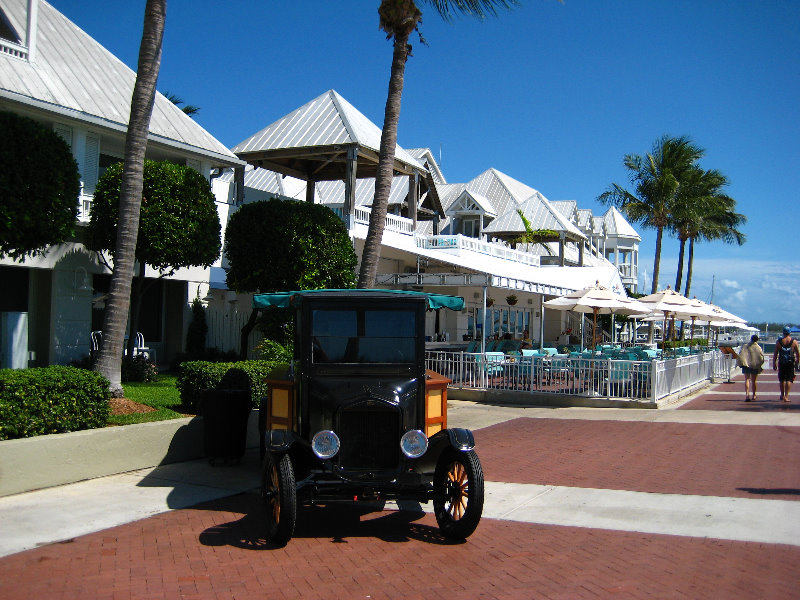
[0, 411, 260, 498]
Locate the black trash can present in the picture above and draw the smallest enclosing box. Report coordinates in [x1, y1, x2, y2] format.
[202, 388, 252, 465]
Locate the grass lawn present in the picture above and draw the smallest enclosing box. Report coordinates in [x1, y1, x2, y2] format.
[108, 374, 189, 426]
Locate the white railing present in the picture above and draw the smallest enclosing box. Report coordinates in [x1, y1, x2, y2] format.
[425, 349, 735, 404]
[416, 235, 541, 267]
[331, 205, 416, 235]
[0, 40, 28, 60]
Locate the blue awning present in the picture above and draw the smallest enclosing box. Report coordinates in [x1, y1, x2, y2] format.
[252, 289, 464, 311]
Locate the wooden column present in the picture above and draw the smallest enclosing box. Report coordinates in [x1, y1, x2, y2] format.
[344, 146, 358, 225]
[305, 179, 315, 203]
[408, 171, 418, 229]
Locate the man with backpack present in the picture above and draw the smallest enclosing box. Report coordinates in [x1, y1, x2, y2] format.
[773, 326, 800, 402]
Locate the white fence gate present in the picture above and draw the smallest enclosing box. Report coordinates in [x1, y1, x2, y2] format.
[204, 308, 263, 359]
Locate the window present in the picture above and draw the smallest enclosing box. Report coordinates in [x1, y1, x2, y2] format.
[311, 308, 416, 364]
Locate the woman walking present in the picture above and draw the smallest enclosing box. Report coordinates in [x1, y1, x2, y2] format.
[737, 334, 765, 402]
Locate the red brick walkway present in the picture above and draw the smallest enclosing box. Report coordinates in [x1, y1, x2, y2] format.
[474, 418, 800, 501]
[0, 494, 797, 600]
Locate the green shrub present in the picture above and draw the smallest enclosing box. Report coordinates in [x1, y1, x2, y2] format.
[170, 347, 240, 372]
[254, 339, 292, 362]
[121, 355, 159, 382]
[0, 366, 110, 440]
[176, 360, 276, 412]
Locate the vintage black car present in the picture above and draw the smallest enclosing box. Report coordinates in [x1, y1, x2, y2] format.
[253, 289, 484, 545]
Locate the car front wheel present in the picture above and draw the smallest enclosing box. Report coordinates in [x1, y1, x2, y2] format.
[433, 447, 484, 539]
[261, 452, 296, 546]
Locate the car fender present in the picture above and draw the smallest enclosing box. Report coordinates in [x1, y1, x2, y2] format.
[263, 428, 302, 453]
[416, 428, 476, 473]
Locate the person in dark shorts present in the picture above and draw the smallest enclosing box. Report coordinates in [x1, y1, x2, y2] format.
[773, 327, 800, 402]
[737, 334, 764, 401]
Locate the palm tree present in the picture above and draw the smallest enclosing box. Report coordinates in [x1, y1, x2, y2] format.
[598, 135, 703, 294]
[93, 0, 166, 396]
[670, 166, 745, 295]
[163, 91, 200, 117]
[358, 0, 517, 288]
[683, 193, 745, 298]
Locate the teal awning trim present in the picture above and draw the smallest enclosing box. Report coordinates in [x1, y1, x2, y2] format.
[252, 289, 464, 311]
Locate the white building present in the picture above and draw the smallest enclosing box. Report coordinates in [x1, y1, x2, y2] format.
[0, 1, 641, 367]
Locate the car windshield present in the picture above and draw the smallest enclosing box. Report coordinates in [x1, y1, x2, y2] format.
[311, 308, 416, 364]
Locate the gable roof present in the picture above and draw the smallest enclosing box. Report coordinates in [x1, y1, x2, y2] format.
[232, 89, 423, 180]
[483, 192, 586, 241]
[0, 0, 240, 166]
[603, 206, 641, 240]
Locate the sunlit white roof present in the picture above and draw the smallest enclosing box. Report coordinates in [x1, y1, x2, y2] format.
[232, 89, 423, 172]
[0, 0, 240, 165]
[603, 206, 641, 240]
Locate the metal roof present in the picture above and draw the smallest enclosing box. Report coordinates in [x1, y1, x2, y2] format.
[0, 0, 240, 166]
[603, 206, 641, 241]
[483, 192, 587, 241]
[232, 89, 424, 180]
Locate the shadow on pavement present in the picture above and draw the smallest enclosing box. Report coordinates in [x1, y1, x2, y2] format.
[194, 493, 464, 550]
[738, 487, 800, 497]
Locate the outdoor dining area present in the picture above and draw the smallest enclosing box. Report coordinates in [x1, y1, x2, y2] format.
[425, 283, 748, 404]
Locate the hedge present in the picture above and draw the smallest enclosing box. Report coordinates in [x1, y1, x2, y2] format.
[176, 360, 280, 413]
[0, 366, 110, 440]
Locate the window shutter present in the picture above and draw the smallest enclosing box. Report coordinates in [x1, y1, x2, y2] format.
[82, 133, 100, 196]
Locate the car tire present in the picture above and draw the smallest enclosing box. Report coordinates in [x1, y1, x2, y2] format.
[261, 452, 296, 546]
[433, 447, 484, 539]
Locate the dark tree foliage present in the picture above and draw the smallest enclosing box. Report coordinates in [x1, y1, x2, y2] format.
[85, 160, 221, 272]
[0, 111, 80, 261]
[224, 198, 357, 352]
[224, 198, 357, 292]
[185, 296, 208, 358]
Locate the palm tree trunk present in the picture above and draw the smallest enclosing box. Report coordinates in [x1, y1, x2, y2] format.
[651, 226, 663, 294]
[683, 237, 696, 297]
[675, 237, 686, 292]
[357, 21, 412, 289]
[93, 0, 165, 396]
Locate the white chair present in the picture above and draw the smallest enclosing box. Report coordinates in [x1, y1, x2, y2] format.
[90, 331, 103, 357]
[133, 332, 152, 362]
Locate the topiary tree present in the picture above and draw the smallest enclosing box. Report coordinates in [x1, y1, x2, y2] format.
[0, 111, 81, 261]
[86, 160, 221, 357]
[185, 296, 208, 358]
[224, 198, 358, 357]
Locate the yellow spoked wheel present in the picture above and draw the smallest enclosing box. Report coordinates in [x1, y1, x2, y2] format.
[260, 452, 296, 546]
[433, 448, 484, 539]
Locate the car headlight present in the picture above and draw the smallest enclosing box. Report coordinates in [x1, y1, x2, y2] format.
[311, 430, 340, 459]
[400, 429, 428, 459]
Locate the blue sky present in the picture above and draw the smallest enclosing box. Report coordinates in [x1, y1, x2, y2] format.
[53, 1, 800, 325]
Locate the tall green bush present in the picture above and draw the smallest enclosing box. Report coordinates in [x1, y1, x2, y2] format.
[176, 360, 276, 412]
[0, 111, 80, 261]
[0, 367, 110, 440]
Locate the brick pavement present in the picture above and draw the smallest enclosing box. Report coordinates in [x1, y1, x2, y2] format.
[2, 373, 799, 599]
[681, 371, 800, 412]
[473, 418, 800, 501]
[0, 494, 797, 600]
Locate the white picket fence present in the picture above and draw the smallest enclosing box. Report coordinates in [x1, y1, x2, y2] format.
[204, 308, 263, 359]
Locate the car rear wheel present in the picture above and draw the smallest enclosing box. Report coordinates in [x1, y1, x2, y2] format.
[261, 452, 296, 546]
[433, 447, 484, 539]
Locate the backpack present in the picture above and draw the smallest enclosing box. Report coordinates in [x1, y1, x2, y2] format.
[778, 337, 795, 365]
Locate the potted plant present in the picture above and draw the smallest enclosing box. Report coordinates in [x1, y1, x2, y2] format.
[486, 297, 495, 307]
[506, 294, 518, 306]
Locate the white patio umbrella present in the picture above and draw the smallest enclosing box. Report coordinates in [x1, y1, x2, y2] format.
[637, 287, 702, 347]
[544, 282, 651, 349]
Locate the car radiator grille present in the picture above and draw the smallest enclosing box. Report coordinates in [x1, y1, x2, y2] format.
[337, 405, 400, 470]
